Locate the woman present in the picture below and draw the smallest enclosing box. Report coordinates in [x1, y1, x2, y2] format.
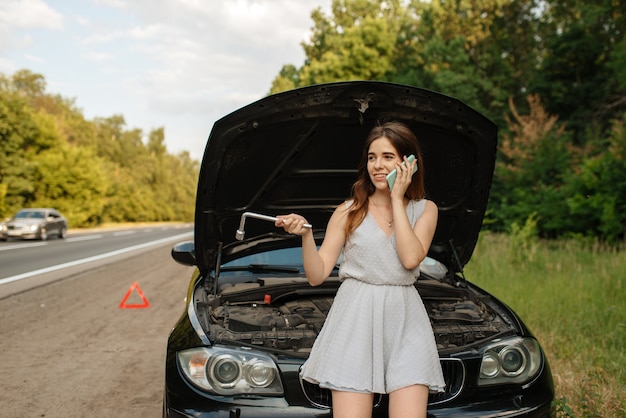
[276, 121, 445, 418]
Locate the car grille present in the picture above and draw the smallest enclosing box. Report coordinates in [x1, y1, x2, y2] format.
[300, 358, 465, 408]
[428, 358, 465, 404]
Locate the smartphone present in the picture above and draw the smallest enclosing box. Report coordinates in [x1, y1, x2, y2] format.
[386, 154, 417, 191]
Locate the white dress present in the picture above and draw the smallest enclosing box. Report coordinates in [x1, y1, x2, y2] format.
[300, 199, 445, 394]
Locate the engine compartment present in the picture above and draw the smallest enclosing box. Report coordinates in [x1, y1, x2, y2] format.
[210, 297, 329, 355]
[200, 276, 515, 355]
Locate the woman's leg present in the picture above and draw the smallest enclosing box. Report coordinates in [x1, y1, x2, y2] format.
[388, 384, 429, 418]
[331, 390, 374, 418]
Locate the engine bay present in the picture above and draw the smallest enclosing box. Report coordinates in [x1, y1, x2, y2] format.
[199, 276, 515, 355]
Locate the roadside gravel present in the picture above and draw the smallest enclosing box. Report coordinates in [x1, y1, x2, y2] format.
[0, 243, 193, 417]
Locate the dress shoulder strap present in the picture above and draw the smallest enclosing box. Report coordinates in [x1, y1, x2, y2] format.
[408, 199, 428, 225]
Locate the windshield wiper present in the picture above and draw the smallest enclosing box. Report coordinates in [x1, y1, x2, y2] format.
[220, 264, 301, 274]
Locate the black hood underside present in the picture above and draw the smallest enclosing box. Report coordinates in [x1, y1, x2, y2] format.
[194, 81, 498, 275]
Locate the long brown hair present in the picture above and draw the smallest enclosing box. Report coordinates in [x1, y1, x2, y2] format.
[345, 121, 426, 236]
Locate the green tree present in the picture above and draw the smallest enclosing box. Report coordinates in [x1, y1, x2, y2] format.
[563, 114, 626, 241]
[271, 0, 543, 128]
[397, 0, 542, 126]
[490, 95, 574, 237]
[31, 145, 109, 226]
[5, 69, 47, 97]
[271, 0, 406, 92]
[1, 69, 199, 226]
[530, 0, 626, 141]
[269, 0, 626, 241]
[0, 73, 62, 214]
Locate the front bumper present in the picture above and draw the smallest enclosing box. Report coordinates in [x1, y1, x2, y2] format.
[164, 362, 555, 418]
[164, 397, 554, 418]
[1, 230, 37, 239]
[166, 405, 331, 418]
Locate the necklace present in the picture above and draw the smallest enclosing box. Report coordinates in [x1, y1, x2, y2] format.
[371, 199, 393, 228]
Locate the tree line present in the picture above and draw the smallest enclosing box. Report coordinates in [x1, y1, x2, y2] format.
[270, 0, 626, 243]
[0, 70, 198, 227]
[2, 0, 625, 241]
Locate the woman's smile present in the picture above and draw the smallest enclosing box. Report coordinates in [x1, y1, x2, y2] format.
[367, 136, 400, 189]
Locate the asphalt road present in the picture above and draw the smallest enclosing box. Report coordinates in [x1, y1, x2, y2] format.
[0, 224, 194, 299]
[0, 225, 196, 417]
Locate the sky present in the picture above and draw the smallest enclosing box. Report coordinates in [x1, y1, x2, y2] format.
[0, 0, 331, 161]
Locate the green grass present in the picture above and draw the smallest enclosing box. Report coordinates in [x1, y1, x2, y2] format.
[465, 233, 626, 417]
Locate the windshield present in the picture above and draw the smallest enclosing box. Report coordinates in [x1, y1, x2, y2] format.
[222, 247, 304, 268]
[16, 211, 45, 219]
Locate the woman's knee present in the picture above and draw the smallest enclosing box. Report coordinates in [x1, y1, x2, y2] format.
[388, 384, 429, 418]
[331, 390, 374, 418]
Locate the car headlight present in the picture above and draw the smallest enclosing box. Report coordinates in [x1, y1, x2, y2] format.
[178, 346, 283, 396]
[29, 224, 39, 231]
[478, 337, 543, 386]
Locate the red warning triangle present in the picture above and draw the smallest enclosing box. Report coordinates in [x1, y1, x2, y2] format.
[119, 281, 150, 309]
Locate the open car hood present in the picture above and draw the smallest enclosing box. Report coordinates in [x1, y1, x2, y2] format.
[194, 81, 497, 276]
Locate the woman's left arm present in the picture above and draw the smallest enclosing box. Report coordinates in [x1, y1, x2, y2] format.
[392, 199, 438, 269]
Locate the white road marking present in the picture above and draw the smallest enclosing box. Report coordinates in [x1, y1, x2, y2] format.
[65, 234, 104, 242]
[0, 231, 193, 286]
[0, 242, 48, 251]
[113, 230, 136, 236]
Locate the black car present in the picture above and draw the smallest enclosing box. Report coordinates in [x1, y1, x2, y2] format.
[0, 208, 68, 241]
[164, 81, 555, 417]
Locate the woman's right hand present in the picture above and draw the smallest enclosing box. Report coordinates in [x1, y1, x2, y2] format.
[275, 214, 311, 236]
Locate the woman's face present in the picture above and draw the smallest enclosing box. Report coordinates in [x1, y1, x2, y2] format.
[366, 136, 402, 191]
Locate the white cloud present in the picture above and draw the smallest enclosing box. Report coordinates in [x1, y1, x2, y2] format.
[126, 23, 165, 40]
[95, 0, 128, 9]
[0, 0, 331, 160]
[75, 15, 89, 26]
[80, 29, 126, 45]
[0, 0, 64, 30]
[84, 51, 112, 62]
[23, 53, 45, 63]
